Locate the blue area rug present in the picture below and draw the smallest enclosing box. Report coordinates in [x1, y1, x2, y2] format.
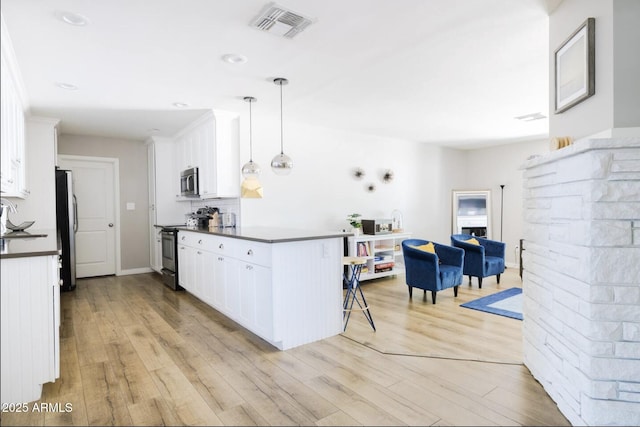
[460, 287, 523, 320]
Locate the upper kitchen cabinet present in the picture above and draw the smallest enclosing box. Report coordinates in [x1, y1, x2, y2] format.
[174, 110, 240, 199]
[1, 16, 28, 198]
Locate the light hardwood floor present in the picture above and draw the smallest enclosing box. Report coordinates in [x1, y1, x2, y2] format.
[1, 268, 569, 426]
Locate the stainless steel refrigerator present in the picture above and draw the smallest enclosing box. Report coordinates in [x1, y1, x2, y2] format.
[55, 168, 77, 292]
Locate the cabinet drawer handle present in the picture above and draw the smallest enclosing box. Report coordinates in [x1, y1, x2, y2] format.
[218, 257, 224, 261]
[181, 236, 186, 241]
[197, 251, 202, 255]
[246, 265, 253, 270]
[198, 239, 202, 244]
[219, 244, 224, 249]
[247, 249, 253, 256]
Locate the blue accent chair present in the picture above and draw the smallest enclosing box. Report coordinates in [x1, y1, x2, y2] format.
[401, 239, 464, 304]
[450, 234, 506, 289]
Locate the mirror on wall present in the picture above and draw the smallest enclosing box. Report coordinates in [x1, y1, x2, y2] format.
[452, 190, 491, 238]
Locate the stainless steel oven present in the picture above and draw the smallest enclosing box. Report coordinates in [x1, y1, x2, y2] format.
[160, 227, 183, 290]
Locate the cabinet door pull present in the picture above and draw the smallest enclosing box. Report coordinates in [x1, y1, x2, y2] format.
[197, 251, 202, 255]
[247, 249, 253, 256]
[219, 244, 224, 249]
[181, 236, 186, 241]
[218, 257, 224, 261]
[246, 265, 253, 270]
[198, 239, 202, 244]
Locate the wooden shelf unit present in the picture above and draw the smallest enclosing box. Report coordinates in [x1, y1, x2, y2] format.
[348, 232, 411, 281]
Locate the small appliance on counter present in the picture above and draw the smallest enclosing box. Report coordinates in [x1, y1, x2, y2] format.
[186, 206, 219, 229]
[221, 212, 236, 228]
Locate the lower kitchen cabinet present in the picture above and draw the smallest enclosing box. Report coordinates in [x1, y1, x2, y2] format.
[0, 254, 60, 404]
[238, 261, 273, 339]
[176, 230, 343, 350]
[195, 248, 216, 305]
[177, 241, 194, 292]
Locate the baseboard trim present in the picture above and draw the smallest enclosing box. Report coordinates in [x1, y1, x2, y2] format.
[118, 267, 153, 276]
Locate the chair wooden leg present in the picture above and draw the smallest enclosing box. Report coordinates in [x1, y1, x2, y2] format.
[497, 274, 501, 284]
[454, 285, 459, 297]
[408, 286, 413, 298]
[431, 291, 437, 304]
[478, 277, 483, 289]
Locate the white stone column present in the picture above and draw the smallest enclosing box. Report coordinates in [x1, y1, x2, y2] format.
[522, 138, 640, 426]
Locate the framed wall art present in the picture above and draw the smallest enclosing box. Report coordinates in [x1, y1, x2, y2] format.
[554, 17, 595, 114]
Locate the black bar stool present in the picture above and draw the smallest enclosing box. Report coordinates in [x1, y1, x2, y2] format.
[342, 256, 376, 332]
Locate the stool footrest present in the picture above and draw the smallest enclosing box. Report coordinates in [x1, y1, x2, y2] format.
[344, 305, 370, 312]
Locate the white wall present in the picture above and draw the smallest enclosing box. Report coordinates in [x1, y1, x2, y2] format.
[58, 134, 149, 271]
[550, 0, 640, 139]
[239, 113, 467, 244]
[237, 110, 549, 258]
[465, 139, 549, 265]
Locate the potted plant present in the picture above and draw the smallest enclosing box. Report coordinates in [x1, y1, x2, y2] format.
[347, 213, 362, 236]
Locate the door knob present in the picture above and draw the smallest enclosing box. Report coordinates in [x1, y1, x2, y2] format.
[108, 223, 114, 227]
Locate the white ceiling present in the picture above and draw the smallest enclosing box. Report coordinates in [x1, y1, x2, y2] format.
[1, 0, 560, 148]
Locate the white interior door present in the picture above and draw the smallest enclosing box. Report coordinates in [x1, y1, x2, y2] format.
[58, 157, 117, 278]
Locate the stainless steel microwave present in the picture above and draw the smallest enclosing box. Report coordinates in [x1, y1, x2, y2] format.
[180, 167, 199, 197]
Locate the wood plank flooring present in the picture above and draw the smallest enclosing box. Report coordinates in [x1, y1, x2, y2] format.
[1, 268, 569, 426]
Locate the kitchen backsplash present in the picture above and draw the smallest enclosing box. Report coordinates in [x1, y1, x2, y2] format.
[189, 198, 240, 224]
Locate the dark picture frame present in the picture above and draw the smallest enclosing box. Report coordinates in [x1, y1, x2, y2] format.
[554, 17, 595, 114]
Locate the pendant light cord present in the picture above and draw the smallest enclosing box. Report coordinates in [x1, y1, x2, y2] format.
[249, 99, 254, 162]
[279, 81, 284, 155]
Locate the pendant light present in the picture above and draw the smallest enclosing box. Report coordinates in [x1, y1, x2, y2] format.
[241, 96, 263, 198]
[271, 77, 293, 175]
[241, 96, 260, 179]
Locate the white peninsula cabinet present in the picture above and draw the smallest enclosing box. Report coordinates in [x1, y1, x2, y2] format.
[177, 228, 345, 350]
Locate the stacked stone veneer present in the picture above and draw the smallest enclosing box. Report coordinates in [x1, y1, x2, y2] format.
[522, 137, 640, 426]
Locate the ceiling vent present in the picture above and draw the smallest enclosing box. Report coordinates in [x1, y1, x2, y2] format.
[250, 3, 315, 38]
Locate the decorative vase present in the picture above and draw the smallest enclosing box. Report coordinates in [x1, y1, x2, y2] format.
[352, 227, 361, 236]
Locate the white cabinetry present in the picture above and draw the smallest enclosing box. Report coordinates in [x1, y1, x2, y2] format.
[0, 27, 28, 198]
[348, 232, 412, 281]
[173, 110, 240, 199]
[0, 255, 60, 403]
[177, 235, 195, 292]
[147, 137, 190, 272]
[178, 231, 272, 337]
[176, 230, 342, 350]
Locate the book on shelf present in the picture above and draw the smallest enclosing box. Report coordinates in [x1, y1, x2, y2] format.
[356, 241, 371, 257]
[374, 267, 393, 273]
[375, 262, 395, 270]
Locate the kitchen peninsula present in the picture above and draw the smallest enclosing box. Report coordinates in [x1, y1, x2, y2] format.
[174, 226, 349, 350]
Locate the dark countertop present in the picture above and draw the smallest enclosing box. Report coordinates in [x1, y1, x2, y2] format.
[171, 225, 352, 243]
[0, 229, 60, 259]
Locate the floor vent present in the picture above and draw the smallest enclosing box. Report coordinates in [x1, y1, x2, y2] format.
[250, 3, 315, 38]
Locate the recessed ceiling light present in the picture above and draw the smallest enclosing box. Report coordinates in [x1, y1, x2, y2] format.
[56, 82, 79, 91]
[56, 11, 89, 26]
[173, 102, 189, 108]
[221, 53, 248, 64]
